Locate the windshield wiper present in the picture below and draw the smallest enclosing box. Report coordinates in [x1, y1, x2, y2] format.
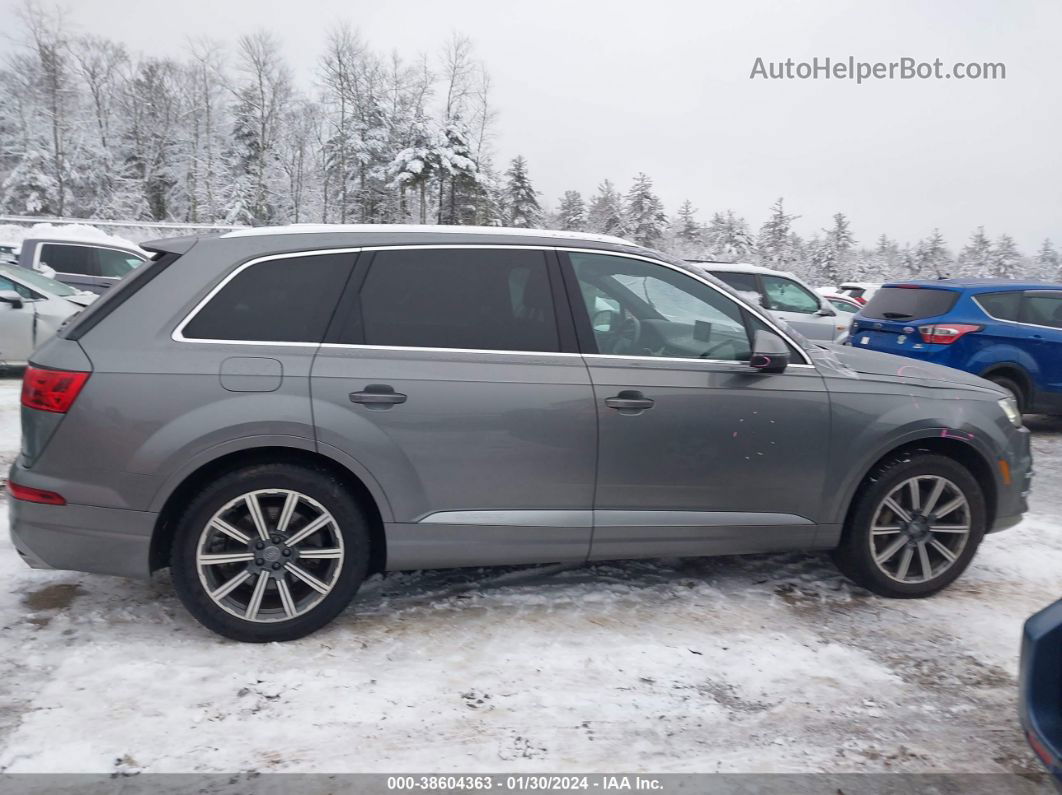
[882, 312, 914, 319]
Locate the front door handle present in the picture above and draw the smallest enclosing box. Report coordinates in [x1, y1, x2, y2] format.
[604, 390, 654, 414]
[349, 384, 407, 409]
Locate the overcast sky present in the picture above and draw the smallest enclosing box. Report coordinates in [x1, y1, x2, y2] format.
[3, 0, 1058, 251]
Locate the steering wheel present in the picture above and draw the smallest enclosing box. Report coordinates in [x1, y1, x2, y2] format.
[611, 312, 642, 355]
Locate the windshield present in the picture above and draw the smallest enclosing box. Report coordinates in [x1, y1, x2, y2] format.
[0, 264, 79, 297]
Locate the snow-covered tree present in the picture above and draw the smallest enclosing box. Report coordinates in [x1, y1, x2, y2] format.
[587, 179, 626, 237]
[556, 190, 586, 231]
[991, 234, 1022, 279]
[756, 198, 799, 272]
[957, 227, 993, 277]
[704, 210, 754, 262]
[623, 172, 667, 247]
[1035, 238, 1059, 278]
[502, 155, 541, 228]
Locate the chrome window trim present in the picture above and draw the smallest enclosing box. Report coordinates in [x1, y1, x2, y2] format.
[171, 243, 815, 366]
[973, 290, 1062, 331]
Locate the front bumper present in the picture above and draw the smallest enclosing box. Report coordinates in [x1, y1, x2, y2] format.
[990, 426, 1033, 533]
[8, 480, 156, 579]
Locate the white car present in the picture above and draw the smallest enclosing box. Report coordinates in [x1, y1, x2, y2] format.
[0, 263, 96, 367]
[836, 282, 882, 306]
[685, 261, 848, 342]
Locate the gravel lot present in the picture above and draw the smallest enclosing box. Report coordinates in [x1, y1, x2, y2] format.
[0, 376, 1058, 780]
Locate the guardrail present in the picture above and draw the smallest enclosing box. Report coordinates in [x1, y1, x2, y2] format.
[0, 214, 242, 233]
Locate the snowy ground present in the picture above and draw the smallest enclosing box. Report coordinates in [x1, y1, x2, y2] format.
[0, 375, 1059, 778]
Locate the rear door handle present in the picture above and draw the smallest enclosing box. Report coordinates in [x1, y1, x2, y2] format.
[604, 390, 654, 413]
[349, 384, 407, 408]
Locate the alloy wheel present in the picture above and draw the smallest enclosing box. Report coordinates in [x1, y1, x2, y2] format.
[195, 489, 345, 623]
[868, 475, 971, 584]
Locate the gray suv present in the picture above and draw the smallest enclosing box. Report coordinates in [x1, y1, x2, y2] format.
[8, 226, 1033, 642]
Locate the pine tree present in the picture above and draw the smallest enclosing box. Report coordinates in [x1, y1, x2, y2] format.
[502, 155, 542, 228]
[674, 200, 700, 243]
[704, 210, 754, 262]
[913, 229, 951, 278]
[756, 198, 799, 271]
[813, 212, 856, 284]
[958, 227, 993, 277]
[623, 172, 667, 247]
[587, 179, 626, 236]
[556, 190, 586, 231]
[991, 234, 1022, 279]
[1036, 238, 1059, 277]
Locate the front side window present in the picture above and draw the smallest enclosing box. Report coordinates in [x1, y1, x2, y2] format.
[568, 252, 752, 361]
[39, 244, 96, 275]
[97, 248, 144, 278]
[762, 275, 821, 314]
[181, 253, 352, 342]
[1021, 292, 1062, 329]
[357, 249, 559, 353]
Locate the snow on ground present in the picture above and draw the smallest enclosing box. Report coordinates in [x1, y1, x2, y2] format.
[0, 375, 1059, 777]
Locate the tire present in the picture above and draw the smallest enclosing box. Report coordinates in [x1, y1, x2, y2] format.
[831, 451, 986, 598]
[171, 462, 370, 642]
[987, 374, 1026, 413]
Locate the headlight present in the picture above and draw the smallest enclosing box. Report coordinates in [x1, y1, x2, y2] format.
[998, 396, 1022, 428]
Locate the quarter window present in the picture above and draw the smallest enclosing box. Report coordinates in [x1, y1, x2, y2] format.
[181, 253, 353, 342]
[568, 252, 753, 361]
[761, 275, 821, 314]
[356, 249, 560, 352]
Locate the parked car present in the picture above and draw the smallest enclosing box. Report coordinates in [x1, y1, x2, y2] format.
[849, 279, 1062, 414]
[837, 281, 882, 305]
[1020, 599, 1062, 788]
[685, 261, 848, 342]
[0, 242, 17, 264]
[16, 237, 147, 294]
[822, 293, 863, 315]
[0, 263, 96, 367]
[10, 226, 1031, 642]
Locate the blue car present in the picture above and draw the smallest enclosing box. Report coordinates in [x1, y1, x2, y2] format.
[849, 279, 1062, 413]
[1020, 600, 1062, 788]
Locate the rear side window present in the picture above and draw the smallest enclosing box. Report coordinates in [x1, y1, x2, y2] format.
[861, 287, 960, 321]
[181, 253, 352, 342]
[713, 271, 760, 296]
[39, 243, 96, 275]
[355, 249, 559, 352]
[974, 290, 1022, 321]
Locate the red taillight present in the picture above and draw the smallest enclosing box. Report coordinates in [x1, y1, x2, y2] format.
[917, 323, 982, 345]
[21, 366, 90, 413]
[7, 482, 66, 505]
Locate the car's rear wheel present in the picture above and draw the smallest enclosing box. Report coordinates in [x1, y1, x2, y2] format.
[832, 451, 986, 597]
[171, 463, 370, 642]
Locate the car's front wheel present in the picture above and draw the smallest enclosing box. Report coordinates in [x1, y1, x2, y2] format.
[832, 451, 986, 597]
[171, 463, 370, 642]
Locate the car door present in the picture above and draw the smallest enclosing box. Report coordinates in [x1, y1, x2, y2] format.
[761, 273, 838, 341]
[310, 246, 597, 570]
[0, 273, 33, 363]
[560, 250, 831, 560]
[1019, 290, 1062, 403]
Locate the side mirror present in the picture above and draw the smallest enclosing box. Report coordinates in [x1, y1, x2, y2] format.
[816, 305, 836, 317]
[749, 329, 790, 374]
[0, 290, 23, 309]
